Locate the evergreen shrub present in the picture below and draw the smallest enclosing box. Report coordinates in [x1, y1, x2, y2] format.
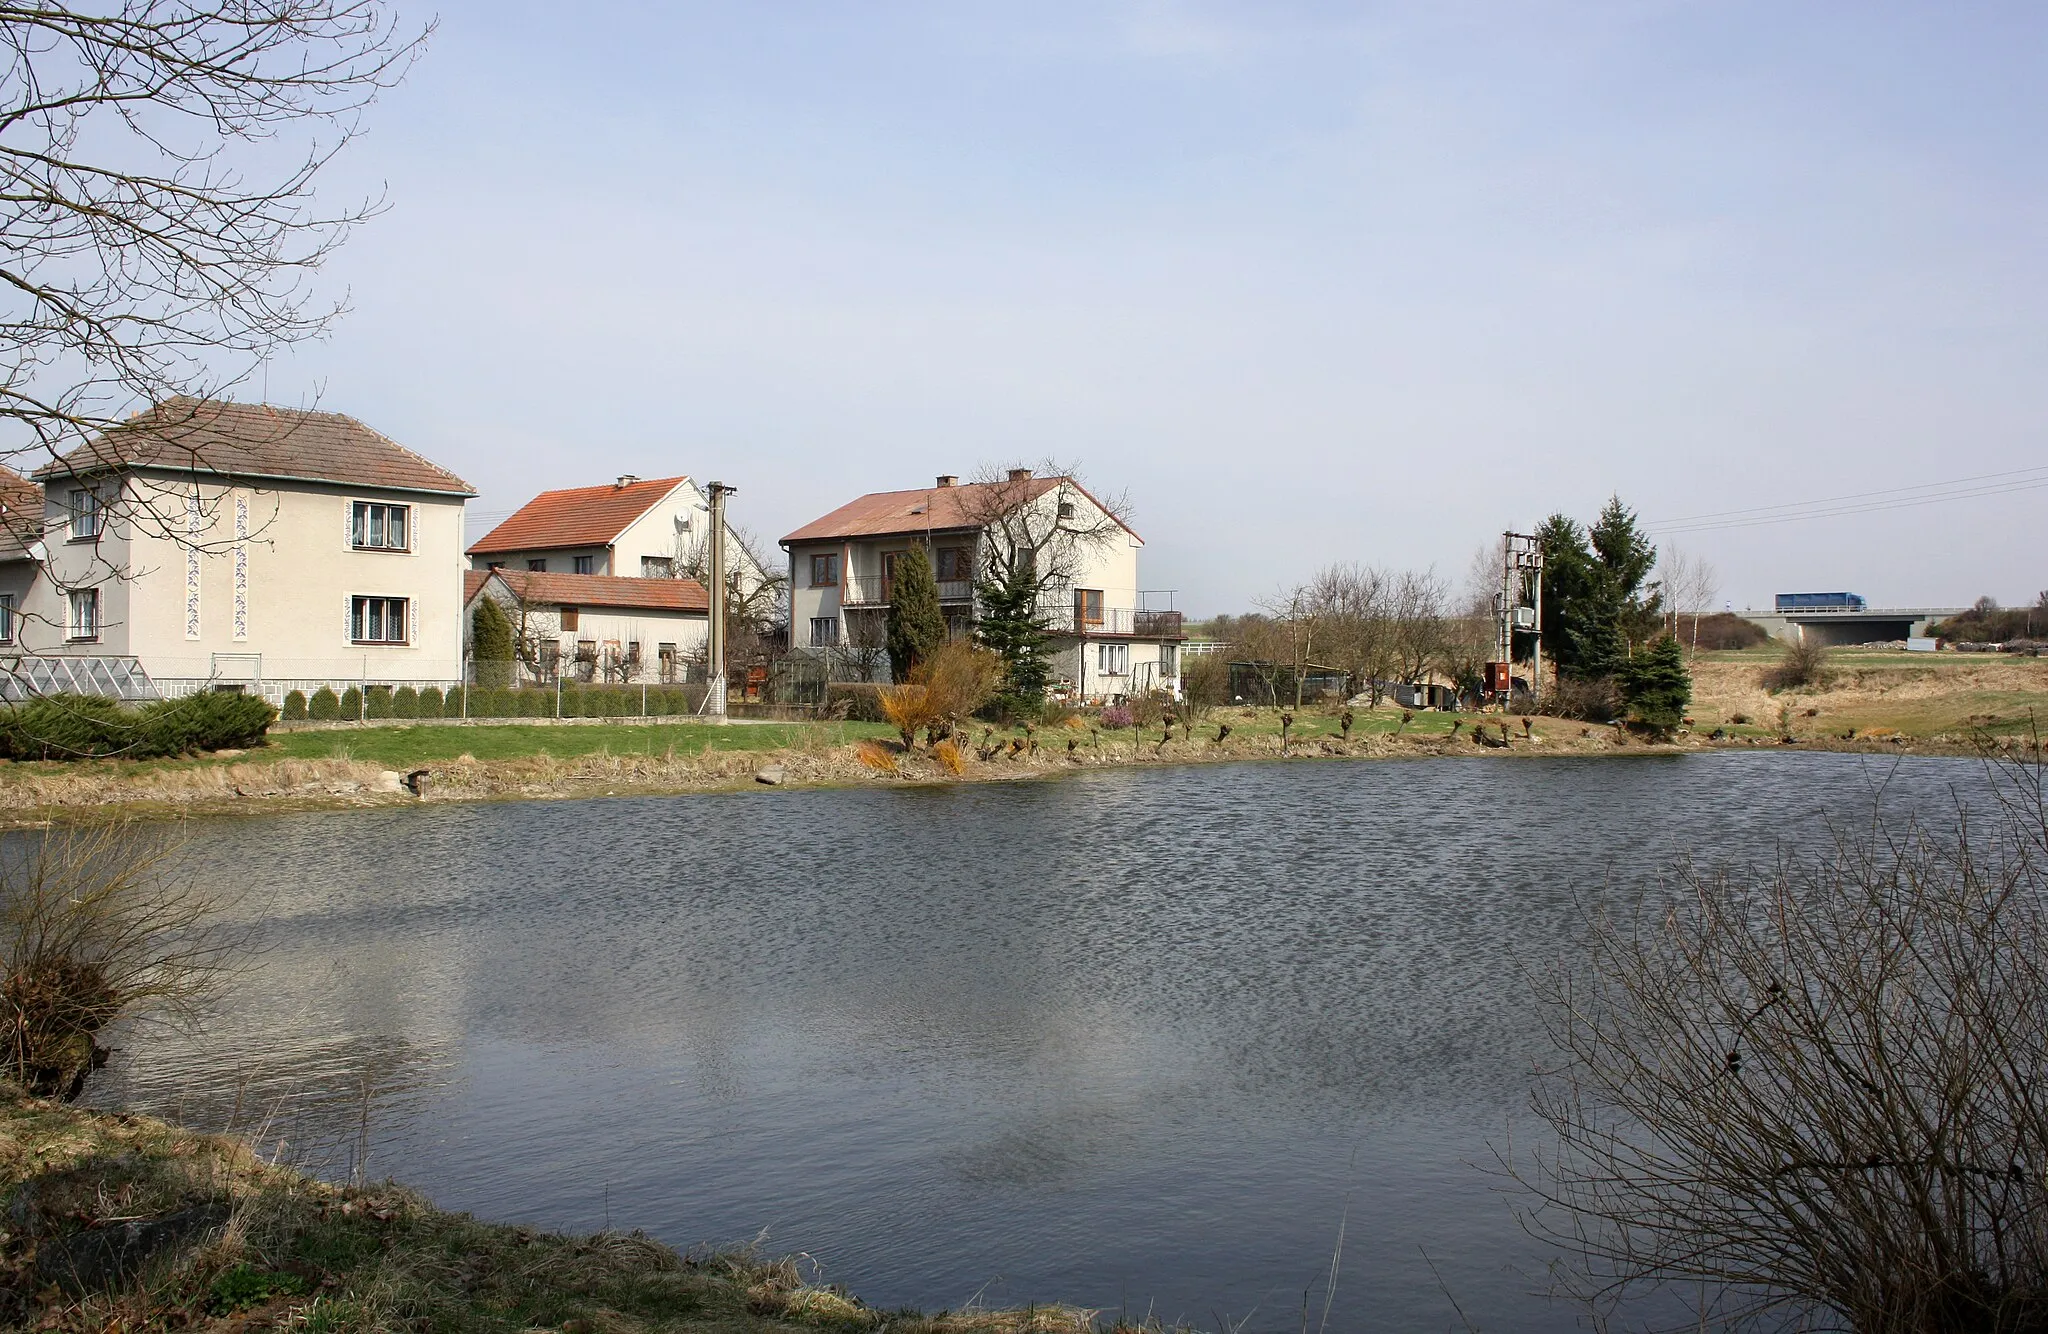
[340, 687, 362, 719]
[363, 685, 393, 719]
[418, 686, 444, 718]
[281, 690, 308, 721]
[308, 687, 340, 721]
[391, 686, 419, 718]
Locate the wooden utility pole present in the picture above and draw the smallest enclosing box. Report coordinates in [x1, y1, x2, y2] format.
[703, 482, 735, 721]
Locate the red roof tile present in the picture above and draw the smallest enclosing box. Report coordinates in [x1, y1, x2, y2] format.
[463, 569, 491, 605]
[467, 476, 691, 556]
[0, 465, 42, 556]
[35, 398, 474, 496]
[782, 476, 1140, 544]
[474, 569, 710, 615]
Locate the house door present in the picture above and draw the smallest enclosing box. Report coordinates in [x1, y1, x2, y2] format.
[881, 550, 906, 601]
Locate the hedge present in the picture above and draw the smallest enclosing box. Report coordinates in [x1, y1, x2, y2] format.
[0, 691, 276, 760]
[391, 685, 419, 718]
[417, 686, 444, 718]
[282, 690, 309, 721]
[309, 687, 340, 721]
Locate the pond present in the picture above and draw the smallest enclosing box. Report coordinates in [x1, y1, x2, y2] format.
[86, 751, 1999, 1330]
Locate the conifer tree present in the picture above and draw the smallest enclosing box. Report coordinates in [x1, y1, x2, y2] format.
[1622, 634, 1691, 735]
[886, 545, 946, 682]
[471, 597, 517, 687]
[974, 560, 1053, 709]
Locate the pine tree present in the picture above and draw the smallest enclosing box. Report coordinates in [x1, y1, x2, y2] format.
[1622, 634, 1691, 735]
[886, 545, 946, 682]
[471, 597, 516, 687]
[1540, 497, 1660, 681]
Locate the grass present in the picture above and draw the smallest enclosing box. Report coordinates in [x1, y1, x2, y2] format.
[0, 1083, 1150, 1333]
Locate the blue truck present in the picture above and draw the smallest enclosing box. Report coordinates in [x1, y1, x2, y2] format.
[1775, 592, 1867, 613]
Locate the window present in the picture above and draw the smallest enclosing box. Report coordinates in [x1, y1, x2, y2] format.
[810, 616, 839, 647]
[1058, 501, 1076, 520]
[576, 639, 596, 662]
[935, 547, 972, 581]
[810, 553, 841, 586]
[1075, 588, 1104, 626]
[627, 641, 642, 666]
[487, 561, 505, 570]
[0, 594, 12, 643]
[350, 595, 408, 644]
[560, 606, 580, 631]
[573, 554, 595, 574]
[1097, 642, 1129, 675]
[1160, 643, 1180, 678]
[350, 501, 410, 550]
[69, 488, 102, 541]
[68, 589, 98, 641]
[538, 640, 560, 681]
[641, 556, 674, 578]
[658, 642, 678, 682]
[527, 558, 548, 572]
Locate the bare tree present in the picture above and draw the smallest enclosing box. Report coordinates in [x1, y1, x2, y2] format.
[1660, 545, 1721, 654]
[0, 4, 427, 464]
[676, 518, 790, 682]
[1515, 753, 2048, 1331]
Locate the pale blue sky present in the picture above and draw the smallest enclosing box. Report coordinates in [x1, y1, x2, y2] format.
[261, 1, 2045, 613]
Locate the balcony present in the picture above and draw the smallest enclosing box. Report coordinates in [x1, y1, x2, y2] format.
[841, 574, 975, 607]
[1039, 604, 1185, 638]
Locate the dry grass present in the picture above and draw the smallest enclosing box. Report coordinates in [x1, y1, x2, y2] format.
[0, 1084, 1147, 1333]
[1690, 649, 2048, 743]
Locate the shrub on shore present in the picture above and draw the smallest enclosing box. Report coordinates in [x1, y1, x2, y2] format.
[1762, 638, 1833, 691]
[0, 693, 274, 761]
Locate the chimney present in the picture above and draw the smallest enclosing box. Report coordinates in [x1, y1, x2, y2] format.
[1007, 467, 1032, 482]
[935, 474, 957, 488]
[615, 474, 639, 488]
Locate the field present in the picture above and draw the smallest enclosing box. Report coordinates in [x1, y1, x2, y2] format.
[1687, 645, 2048, 743]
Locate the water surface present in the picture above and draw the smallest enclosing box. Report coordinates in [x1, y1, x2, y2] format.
[89, 752, 1996, 1330]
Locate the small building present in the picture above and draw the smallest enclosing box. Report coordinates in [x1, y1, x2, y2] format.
[14, 398, 473, 702]
[463, 568, 711, 684]
[781, 470, 1185, 699]
[467, 474, 771, 592]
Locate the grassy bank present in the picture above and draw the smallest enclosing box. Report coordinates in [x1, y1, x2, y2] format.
[0, 1084, 1116, 1332]
[0, 646, 2036, 824]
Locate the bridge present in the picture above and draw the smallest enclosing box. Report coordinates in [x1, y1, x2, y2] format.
[1744, 607, 1965, 647]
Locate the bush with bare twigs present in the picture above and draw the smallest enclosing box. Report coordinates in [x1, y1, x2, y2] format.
[1515, 749, 2048, 1330]
[2, 823, 233, 1100]
[879, 642, 1003, 748]
[1762, 638, 1834, 692]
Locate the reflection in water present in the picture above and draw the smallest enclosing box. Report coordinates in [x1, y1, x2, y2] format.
[83, 752, 1992, 1330]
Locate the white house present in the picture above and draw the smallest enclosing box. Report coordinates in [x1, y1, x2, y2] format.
[7, 398, 474, 702]
[467, 474, 772, 593]
[463, 568, 711, 684]
[781, 469, 1185, 699]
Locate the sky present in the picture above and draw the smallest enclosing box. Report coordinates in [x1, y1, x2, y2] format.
[247, 1, 2045, 615]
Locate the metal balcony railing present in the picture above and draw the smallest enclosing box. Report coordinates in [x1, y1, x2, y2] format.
[841, 575, 975, 606]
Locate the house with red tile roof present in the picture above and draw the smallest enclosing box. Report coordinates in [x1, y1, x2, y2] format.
[462, 568, 711, 685]
[7, 398, 474, 700]
[467, 474, 771, 594]
[781, 469, 1184, 700]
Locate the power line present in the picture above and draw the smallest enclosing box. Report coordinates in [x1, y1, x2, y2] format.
[1651, 467, 2048, 536]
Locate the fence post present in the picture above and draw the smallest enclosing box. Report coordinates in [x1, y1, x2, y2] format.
[461, 656, 469, 722]
[555, 673, 562, 720]
[641, 682, 646, 718]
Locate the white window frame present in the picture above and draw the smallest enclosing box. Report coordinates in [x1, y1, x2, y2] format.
[810, 615, 839, 647]
[349, 594, 410, 645]
[349, 500, 411, 552]
[69, 487, 103, 542]
[68, 588, 99, 641]
[0, 593, 14, 644]
[1097, 642, 1129, 675]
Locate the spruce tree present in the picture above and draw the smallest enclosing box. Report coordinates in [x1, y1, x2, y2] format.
[1622, 634, 1691, 735]
[974, 560, 1053, 709]
[886, 545, 946, 682]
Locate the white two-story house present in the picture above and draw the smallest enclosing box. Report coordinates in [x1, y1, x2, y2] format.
[462, 568, 711, 684]
[10, 398, 473, 702]
[781, 469, 1184, 699]
[467, 474, 772, 592]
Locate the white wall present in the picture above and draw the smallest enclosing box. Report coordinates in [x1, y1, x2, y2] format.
[26, 472, 468, 687]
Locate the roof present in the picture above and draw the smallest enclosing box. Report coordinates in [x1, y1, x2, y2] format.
[782, 476, 1140, 544]
[471, 569, 710, 615]
[467, 476, 691, 555]
[35, 398, 474, 496]
[0, 465, 42, 556]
